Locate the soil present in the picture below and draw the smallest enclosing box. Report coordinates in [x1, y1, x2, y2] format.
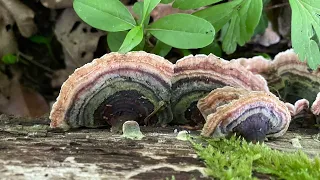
[0, 114, 319, 180]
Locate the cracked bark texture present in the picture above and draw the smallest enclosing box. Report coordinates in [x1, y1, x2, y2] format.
[0, 115, 208, 180]
[0, 115, 319, 179]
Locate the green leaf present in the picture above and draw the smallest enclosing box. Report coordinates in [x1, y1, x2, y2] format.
[142, 0, 161, 26]
[29, 35, 56, 61]
[147, 13, 215, 49]
[118, 26, 144, 53]
[289, 0, 320, 69]
[161, 0, 174, 4]
[263, 0, 271, 5]
[173, 0, 223, 10]
[180, 49, 192, 56]
[199, 41, 222, 57]
[193, 0, 242, 31]
[254, 53, 271, 59]
[133, 2, 143, 21]
[133, 1, 150, 27]
[151, 40, 172, 57]
[194, 0, 263, 54]
[1, 54, 18, 64]
[107, 31, 127, 52]
[73, 0, 136, 32]
[133, 37, 145, 51]
[29, 35, 51, 44]
[254, 9, 268, 35]
[254, 0, 269, 35]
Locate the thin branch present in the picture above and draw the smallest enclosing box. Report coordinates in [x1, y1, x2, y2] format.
[265, 2, 290, 11]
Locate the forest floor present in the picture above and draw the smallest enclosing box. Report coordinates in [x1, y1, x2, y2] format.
[0, 114, 319, 180]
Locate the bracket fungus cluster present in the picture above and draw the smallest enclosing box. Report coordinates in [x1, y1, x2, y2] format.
[50, 52, 270, 129]
[50, 51, 292, 140]
[198, 86, 291, 142]
[234, 49, 320, 122]
[285, 99, 309, 117]
[171, 54, 269, 126]
[50, 51, 173, 129]
[271, 50, 320, 104]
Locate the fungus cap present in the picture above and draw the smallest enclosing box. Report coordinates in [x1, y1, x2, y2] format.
[199, 86, 291, 142]
[171, 54, 269, 125]
[311, 92, 320, 115]
[50, 51, 174, 129]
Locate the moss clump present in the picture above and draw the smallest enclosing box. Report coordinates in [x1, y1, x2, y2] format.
[192, 136, 320, 180]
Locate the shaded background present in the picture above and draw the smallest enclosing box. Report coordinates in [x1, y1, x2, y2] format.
[0, 0, 292, 118]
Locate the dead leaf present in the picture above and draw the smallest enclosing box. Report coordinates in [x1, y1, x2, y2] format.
[151, 4, 195, 21]
[52, 8, 106, 87]
[0, 5, 17, 58]
[0, 0, 37, 38]
[0, 71, 49, 117]
[40, 0, 73, 9]
[253, 22, 280, 47]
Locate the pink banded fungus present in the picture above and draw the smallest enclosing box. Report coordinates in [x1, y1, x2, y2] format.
[50, 51, 174, 129]
[171, 54, 269, 126]
[199, 86, 291, 142]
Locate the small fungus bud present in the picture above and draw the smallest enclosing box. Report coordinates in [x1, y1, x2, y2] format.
[198, 86, 291, 142]
[121, 121, 144, 140]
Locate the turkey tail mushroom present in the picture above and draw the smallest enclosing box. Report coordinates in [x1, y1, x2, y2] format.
[271, 49, 320, 104]
[235, 49, 320, 124]
[311, 93, 320, 116]
[171, 54, 269, 126]
[199, 86, 291, 142]
[232, 50, 320, 103]
[285, 99, 309, 117]
[311, 93, 320, 125]
[50, 51, 173, 129]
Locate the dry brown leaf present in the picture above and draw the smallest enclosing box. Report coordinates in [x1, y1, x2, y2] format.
[253, 22, 280, 47]
[151, 4, 195, 21]
[0, 72, 49, 117]
[0, 0, 37, 38]
[0, 5, 17, 58]
[52, 8, 105, 87]
[40, 0, 73, 9]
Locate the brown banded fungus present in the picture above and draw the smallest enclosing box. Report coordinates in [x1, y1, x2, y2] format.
[235, 50, 320, 120]
[233, 56, 272, 77]
[199, 86, 291, 142]
[271, 49, 320, 105]
[285, 99, 309, 117]
[312, 93, 320, 116]
[50, 51, 173, 129]
[270, 50, 320, 125]
[171, 54, 269, 125]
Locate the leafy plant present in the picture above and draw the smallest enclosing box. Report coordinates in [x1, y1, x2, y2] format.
[29, 35, 56, 61]
[288, 0, 320, 69]
[73, 0, 320, 69]
[192, 136, 320, 179]
[172, 0, 223, 10]
[73, 0, 215, 55]
[193, 0, 263, 54]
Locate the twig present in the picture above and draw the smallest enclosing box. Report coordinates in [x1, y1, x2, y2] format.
[18, 52, 54, 73]
[265, 2, 289, 10]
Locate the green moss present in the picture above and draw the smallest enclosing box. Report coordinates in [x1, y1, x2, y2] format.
[191, 136, 320, 180]
[165, 175, 176, 180]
